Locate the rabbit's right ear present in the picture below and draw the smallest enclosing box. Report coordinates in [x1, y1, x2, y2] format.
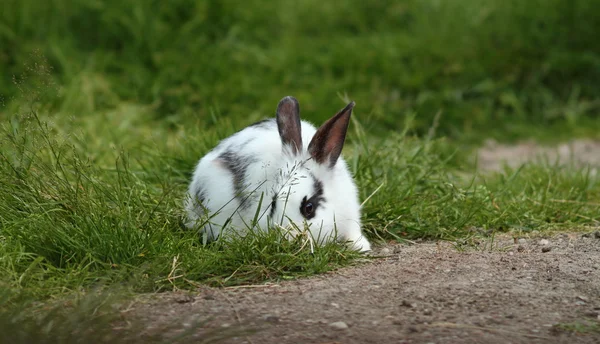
[276, 96, 303, 155]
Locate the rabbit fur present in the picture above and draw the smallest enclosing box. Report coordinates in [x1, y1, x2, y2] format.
[184, 96, 371, 252]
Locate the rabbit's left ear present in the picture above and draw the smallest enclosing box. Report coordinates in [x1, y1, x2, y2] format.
[276, 96, 303, 155]
[308, 101, 354, 168]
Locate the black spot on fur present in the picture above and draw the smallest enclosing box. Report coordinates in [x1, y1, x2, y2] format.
[300, 176, 325, 220]
[188, 184, 209, 219]
[269, 193, 277, 218]
[218, 150, 258, 210]
[249, 119, 274, 129]
[195, 186, 206, 204]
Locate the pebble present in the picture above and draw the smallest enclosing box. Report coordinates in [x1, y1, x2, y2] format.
[517, 245, 525, 252]
[594, 231, 600, 239]
[542, 247, 551, 253]
[518, 238, 527, 244]
[380, 247, 391, 255]
[401, 300, 416, 308]
[407, 325, 420, 333]
[329, 321, 349, 330]
[539, 239, 550, 246]
[175, 294, 195, 303]
[263, 314, 280, 323]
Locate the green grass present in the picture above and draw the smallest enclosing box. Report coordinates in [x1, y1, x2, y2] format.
[1, 0, 600, 141]
[2, 96, 598, 298]
[1, 0, 600, 342]
[552, 321, 600, 335]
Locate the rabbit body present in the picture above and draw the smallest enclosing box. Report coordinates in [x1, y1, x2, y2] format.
[185, 97, 371, 252]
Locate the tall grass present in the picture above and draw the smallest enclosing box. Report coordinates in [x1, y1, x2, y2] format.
[1, 99, 598, 301]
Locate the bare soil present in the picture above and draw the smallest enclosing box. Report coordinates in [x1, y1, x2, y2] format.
[477, 139, 600, 171]
[127, 140, 600, 344]
[132, 233, 600, 344]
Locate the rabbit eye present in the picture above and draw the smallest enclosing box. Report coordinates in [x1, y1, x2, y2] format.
[300, 196, 317, 219]
[304, 202, 314, 216]
[300, 178, 325, 220]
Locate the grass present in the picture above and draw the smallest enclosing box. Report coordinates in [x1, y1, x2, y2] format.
[1, 0, 600, 342]
[1, 0, 600, 141]
[552, 321, 600, 335]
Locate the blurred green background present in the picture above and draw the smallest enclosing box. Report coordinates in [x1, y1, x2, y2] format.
[2, 0, 599, 141]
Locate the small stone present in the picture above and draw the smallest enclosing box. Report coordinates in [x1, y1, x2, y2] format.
[518, 238, 527, 244]
[505, 314, 515, 319]
[329, 321, 349, 330]
[407, 326, 420, 333]
[202, 294, 215, 300]
[175, 294, 195, 303]
[423, 309, 432, 316]
[539, 239, 550, 246]
[380, 247, 391, 255]
[542, 247, 551, 253]
[517, 245, 525, 252]
[263, 314, 280, 323]
[594, 231, 600, 239]
[401, 300, 416, 308]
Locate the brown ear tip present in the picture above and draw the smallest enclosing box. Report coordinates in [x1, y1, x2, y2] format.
[339, 101, 355, 117]
[279, 96, 299, 106]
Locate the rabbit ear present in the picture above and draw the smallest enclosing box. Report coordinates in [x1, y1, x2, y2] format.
[276, 96, 303, 155]
[308, 101, 354, 168]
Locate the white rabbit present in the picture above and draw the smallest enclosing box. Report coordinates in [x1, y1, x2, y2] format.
[184, 96, 371, 252]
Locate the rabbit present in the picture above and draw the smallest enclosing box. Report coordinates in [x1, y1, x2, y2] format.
[184, 96, 371, 252]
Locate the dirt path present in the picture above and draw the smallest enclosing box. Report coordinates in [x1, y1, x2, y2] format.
[132, 233, 600, 344]
[128, 140, 600, 343]
[477, 139, 600, 171]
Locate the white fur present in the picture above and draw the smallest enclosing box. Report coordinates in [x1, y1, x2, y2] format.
[185, 118, 371, 252]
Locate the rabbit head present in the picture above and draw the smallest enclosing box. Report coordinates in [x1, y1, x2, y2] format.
[267, 97, 368, 250]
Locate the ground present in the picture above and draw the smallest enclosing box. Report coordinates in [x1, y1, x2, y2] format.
[477, 139, 600, 171]
[122, 141, 600, 344]
[132, 232, 600, 344]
